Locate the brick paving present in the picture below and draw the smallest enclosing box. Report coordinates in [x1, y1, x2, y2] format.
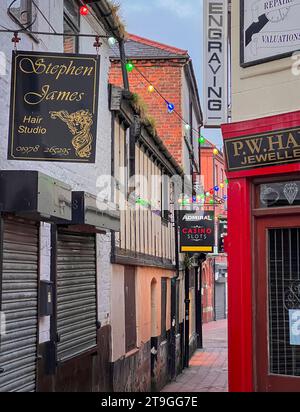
[162, 320, 228, 393]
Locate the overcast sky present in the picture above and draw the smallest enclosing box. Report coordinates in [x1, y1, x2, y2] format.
[117, 0, 223, 147]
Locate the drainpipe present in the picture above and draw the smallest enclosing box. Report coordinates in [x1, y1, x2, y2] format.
[184, 266, 190, 368]
[170, 208, 180, 379]
[195, 262, 203, 349]
[119, 40, 130, 91]
[213, 257, 216, 321]
[91, 1, 129, 91]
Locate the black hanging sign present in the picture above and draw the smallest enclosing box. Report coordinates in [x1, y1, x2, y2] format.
[179, 211, 215, 253]
[224, 126, 300, 172]
[218, 218, 228, 254]
[8, 51, 100, 163]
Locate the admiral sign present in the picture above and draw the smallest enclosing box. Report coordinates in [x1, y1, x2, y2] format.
[179, 211, 215, 253]
[8, 51, 100, 162]
[241, 0, 300, 66]
[203, 0, 228, 127]
[224, 126, 300, 171]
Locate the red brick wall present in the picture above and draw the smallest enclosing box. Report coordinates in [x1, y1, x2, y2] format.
[109, 60, 184, 166]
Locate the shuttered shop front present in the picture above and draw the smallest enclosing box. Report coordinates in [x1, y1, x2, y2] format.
[56, 230, 97, 362]
[0, 218, 39, 392]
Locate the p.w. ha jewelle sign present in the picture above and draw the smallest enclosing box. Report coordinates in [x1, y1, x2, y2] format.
[224, 127, 300, 171]
[8, 51, 100, 162]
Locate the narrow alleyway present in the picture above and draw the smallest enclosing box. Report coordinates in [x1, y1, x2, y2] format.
[162, 320, 228, 393]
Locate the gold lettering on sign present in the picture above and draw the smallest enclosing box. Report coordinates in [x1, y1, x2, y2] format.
[19, 58, 95, 80]
[286, 133, 300, 149]
[24, 85, 85, 105]
[246, 138, 263, 154]
[226, 127, 300, 171]
[267, 134, 284, 151]
[233, 141, 243, 156]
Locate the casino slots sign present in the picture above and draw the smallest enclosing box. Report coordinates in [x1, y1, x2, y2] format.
[179, 211, 215, 253]
[8, 51, 100, 162]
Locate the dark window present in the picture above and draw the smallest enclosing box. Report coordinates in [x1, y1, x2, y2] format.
[8, 0, 33, 29]
[64, 0, 80, 53]
[161, 278, 167, 340]
[268, 228, 300, 377]
[124, 266, 137, 352]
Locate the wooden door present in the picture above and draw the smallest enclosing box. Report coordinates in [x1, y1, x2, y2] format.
[255, 215, 300, 391]
[124, 266, 137, 353]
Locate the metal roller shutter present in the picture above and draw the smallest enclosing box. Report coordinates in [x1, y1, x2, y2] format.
[215, 283, 226, 321]
[56, 230, 97, 362]
[0, 219, 39, 392]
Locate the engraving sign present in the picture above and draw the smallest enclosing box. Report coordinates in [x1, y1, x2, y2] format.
[224, 126, 300, 171]
[179, 211, 215, 253]
[8, 51, 100, 162]
[203, 0, 228, 127]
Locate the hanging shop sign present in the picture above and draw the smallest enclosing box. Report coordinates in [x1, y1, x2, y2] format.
[8, 51, 100, 163]
[224, 126, 300, 171]
[241, 0, 300, 67]
[203, 0, 228, 128]
[218, 218, 228, 254]
[179, 211, 215, 253]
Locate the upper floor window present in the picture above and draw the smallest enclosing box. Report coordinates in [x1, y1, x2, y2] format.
[8, 0, 33, 30]
[64, 0, 80, 53]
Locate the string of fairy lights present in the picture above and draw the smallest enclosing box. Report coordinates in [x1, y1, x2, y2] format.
[79, 2, 228, 210]
[3, 2, 228, 211]
[79, 4, 220, 148]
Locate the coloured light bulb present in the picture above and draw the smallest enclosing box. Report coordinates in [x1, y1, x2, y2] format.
[148, 85, 155, 93]
[126, 62, 134, 72]
[80, 6, 89, 16]
[167, 102, 175, 113]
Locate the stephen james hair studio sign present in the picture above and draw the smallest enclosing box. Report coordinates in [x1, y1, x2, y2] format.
[8, 51, 100, 162]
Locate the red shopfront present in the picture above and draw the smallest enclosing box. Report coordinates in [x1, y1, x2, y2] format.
[222, 110, 300, 392]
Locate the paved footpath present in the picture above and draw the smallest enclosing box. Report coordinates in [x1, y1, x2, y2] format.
[162, 320, 228, 393]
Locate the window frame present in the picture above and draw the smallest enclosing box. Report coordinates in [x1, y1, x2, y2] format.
[63, 0, 80, 54]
